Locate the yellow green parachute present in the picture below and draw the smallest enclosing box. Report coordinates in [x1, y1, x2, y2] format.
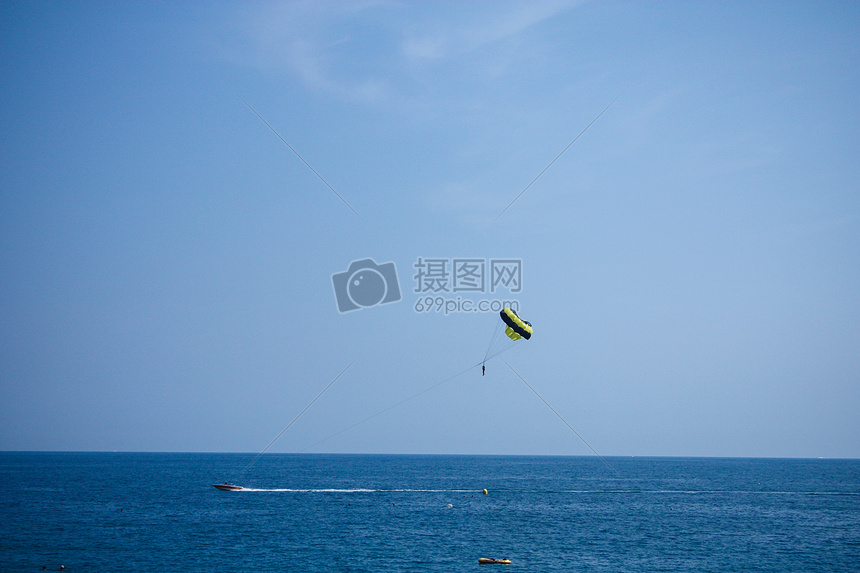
[500, 308, 532, 341]
[482, 308, 533, 371]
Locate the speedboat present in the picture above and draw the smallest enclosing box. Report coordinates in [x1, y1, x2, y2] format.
[478, 558, 511, 565]
[213, 482, 243, 491]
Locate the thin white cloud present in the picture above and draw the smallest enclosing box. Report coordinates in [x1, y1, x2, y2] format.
[227, 0, 587, 104]
[402, 0, 585, 60]
[230, 0, 398, 103]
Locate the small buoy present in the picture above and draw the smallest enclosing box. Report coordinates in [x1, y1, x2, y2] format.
[482, 489, 488, 495]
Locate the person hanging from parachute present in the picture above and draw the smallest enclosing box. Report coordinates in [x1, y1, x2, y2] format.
[482, 308, 532, 374]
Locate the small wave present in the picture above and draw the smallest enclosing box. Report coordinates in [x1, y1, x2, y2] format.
[559, 489, 860, 496]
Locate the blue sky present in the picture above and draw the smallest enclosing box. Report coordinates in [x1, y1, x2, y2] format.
[2, 1, 858, 457]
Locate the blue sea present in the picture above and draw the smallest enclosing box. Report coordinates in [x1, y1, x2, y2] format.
[2, 454, 858, 572]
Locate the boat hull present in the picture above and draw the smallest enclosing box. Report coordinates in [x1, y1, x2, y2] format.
[213, 484, 243, 491]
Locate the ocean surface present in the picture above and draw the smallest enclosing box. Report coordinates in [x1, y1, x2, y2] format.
[1, 453, 858, 572]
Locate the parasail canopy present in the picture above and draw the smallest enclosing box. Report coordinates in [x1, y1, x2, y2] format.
[500, 308, 532, 341]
